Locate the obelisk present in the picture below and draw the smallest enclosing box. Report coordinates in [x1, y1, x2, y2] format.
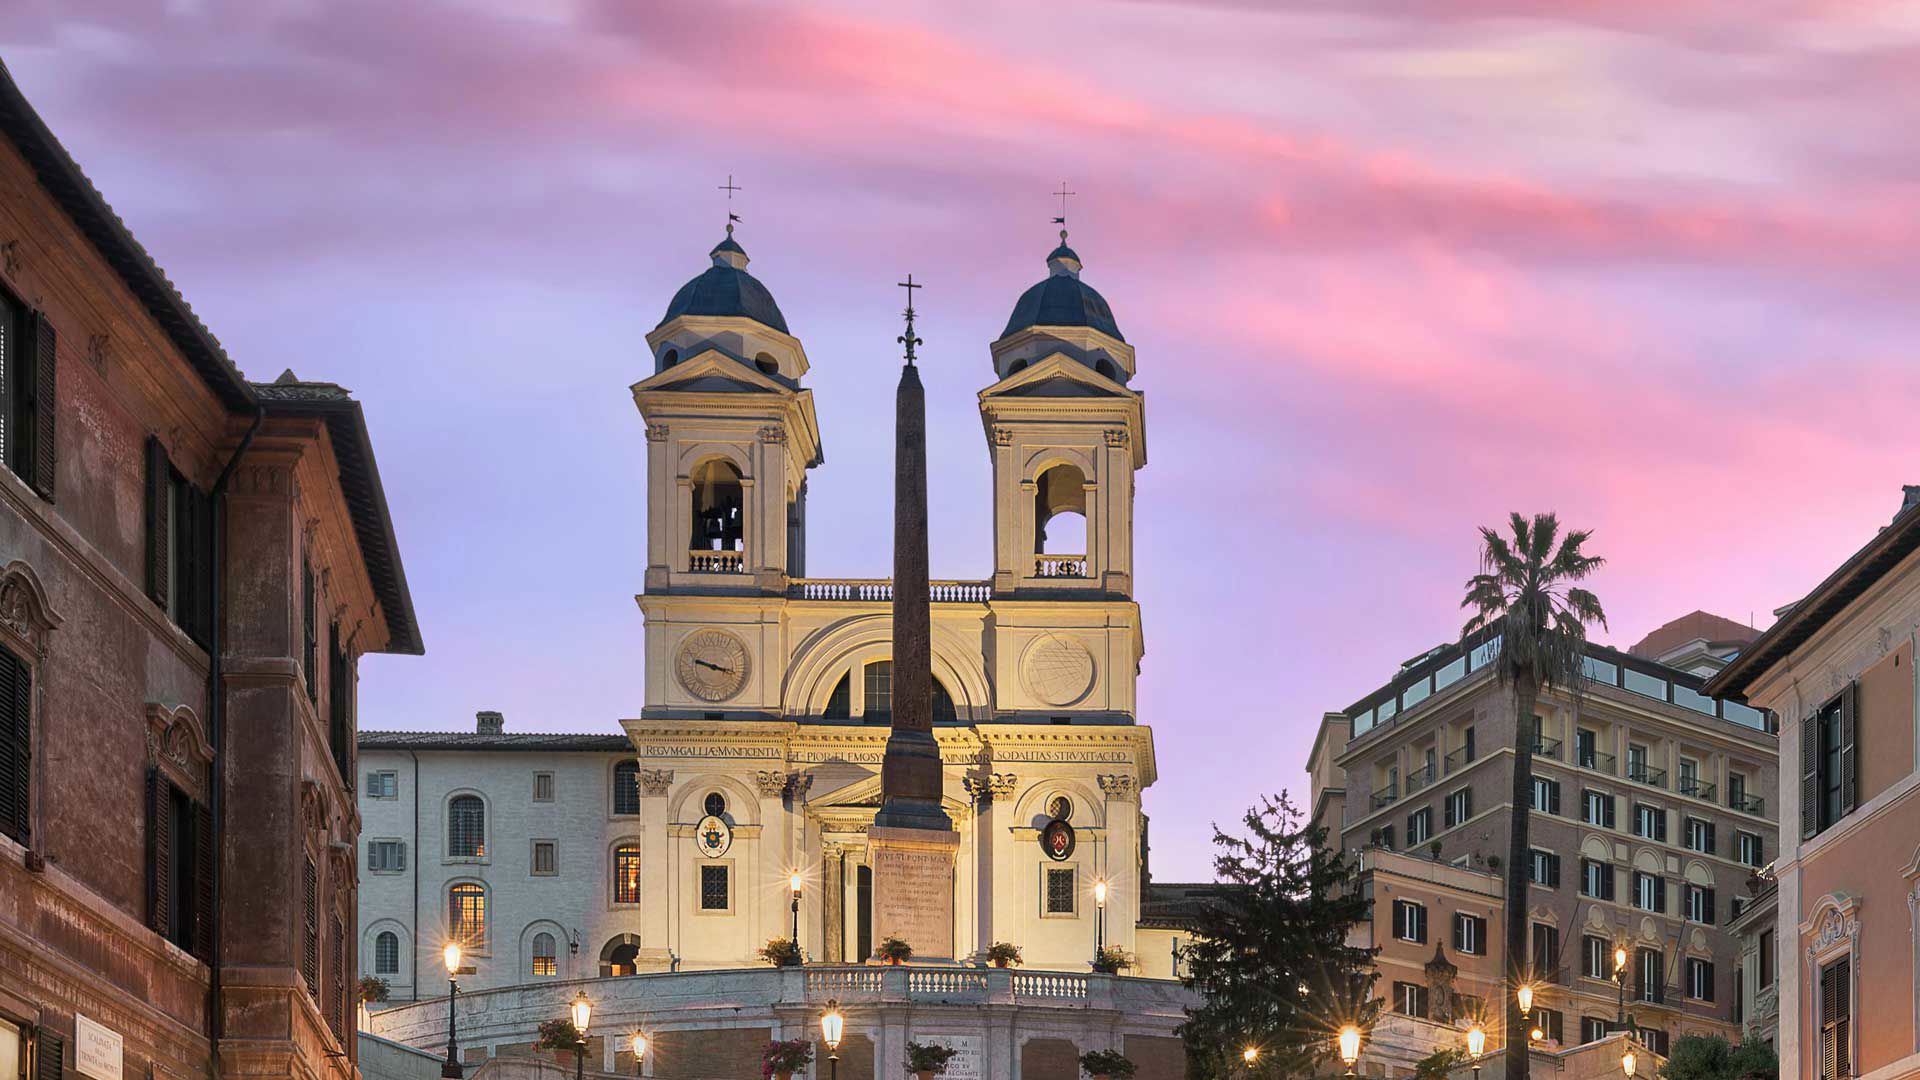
[867, 275, 961, 962]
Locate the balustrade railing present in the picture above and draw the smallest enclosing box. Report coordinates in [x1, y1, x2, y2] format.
[1628, 762, 1668, 788]
[1012, 972, 1089, 1000]
[806, 968, 884, 997]
[688, 549, 745, 573]
[1679, 778, 1717, 802]
[1034, 555, 1088, 579]
[908, 970, 989, 997]
[1404, 765, 1437, 795]
[790, 579, 993, 602]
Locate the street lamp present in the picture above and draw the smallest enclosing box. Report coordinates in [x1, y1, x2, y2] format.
[1093, 879, 1109, 956]
[1337, 1025, 1362, 1078]
[1614, 945, 1631, 1025]
[1516, 983, 1535, 1018]
[820, 1000, 844, 1080]
[1466, 1025, 1486, 1080]
[1242, 1047, 1258, 1065]
[1621, 1046, 1638, 1077]
[789, 871, 804, 948]
[568, 992, 593, 1080]
[629, 1033, 646, 1078]
[441, 942, 464, 1079]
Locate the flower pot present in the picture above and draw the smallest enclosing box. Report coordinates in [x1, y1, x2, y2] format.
[915, 1072, 935, 1080]
[886, 957, 904, 966]
[993, 959, 1009, 968]
[774, 1072, 793, 1080]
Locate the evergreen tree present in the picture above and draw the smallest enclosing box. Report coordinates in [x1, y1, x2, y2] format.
[1658, 1035, 1777, 1080]
[1179, 793, 1379, 1078]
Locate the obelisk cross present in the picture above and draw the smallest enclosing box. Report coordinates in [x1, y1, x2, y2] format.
[719, 174, 742, 225]
[897, 275, 923, 366]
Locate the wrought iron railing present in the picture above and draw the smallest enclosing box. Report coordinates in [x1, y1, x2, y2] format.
[1730, 791, 1765, 815]
[1404, 765, 1437, 795]
[1628, 762, 1667, 788]
[1678, 777, 1716, 802]
[1530, 734, 1562, 760]
[1370, 784, 1400, 811]
[1443, 746, 1473, 774]
[1578, 748, 1616, 775]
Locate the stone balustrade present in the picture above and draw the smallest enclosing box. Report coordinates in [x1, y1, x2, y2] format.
[687, 550, 745, 573]
[1033, 555, 1088, 578]
[789, 579, 992, 602]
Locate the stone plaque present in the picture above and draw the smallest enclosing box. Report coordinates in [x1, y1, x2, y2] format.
[74, 1015, 122, 1080]
[867, 824, 960, 960]
[915, 1035, 982, 1080]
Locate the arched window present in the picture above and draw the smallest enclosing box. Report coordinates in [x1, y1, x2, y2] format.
[863, 660, 892, 721]
[824, 672, 851, 720]
[1007, 359, 1028, 375]
[448, 883, 486, 949]
[373, 930, 399, 975]
[448, 795, 486, 857]
[607, 941, 639, 977]
[612, 761, 641, 815]
[661, 347, 679, 369]
[613, 844, 642, 904]
[531, 932, 557, 976]
[703, 792, 727, 819]
[1033, 464, 1088, 558]
[754, 353, 780, 376]
[933, 680, 958, 724]
[1094, 356, 1118, 380]
[690, 460, 745, 552]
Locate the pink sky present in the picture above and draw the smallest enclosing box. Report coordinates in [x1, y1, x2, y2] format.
[9, 0, 1920, 880]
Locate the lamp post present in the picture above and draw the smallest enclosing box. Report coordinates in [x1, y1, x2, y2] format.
[441, 942, 463, 1080]
[630, 1034, 646, 1078]
[1093, 879, 1108, 957]
[1614, 944, 1630, 1027]
[569, 992, 593, 1080]
[1621, 1043, 1638, 1078]
[1240, 1046, 1258, 1077]
[820, 1000, 844, 1080]
[789, 871, 804, 949]
[1337, 1025, 1362, 1078]
[1466, 1024, 1486, 1080]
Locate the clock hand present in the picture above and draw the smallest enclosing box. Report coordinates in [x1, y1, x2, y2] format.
[694, 658, 734, 674]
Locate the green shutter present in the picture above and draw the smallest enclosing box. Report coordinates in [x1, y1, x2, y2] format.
[1839, 682, 1858, 817]
[1801, 710, 1820, 839]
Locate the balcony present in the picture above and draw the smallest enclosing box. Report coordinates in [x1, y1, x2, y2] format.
[791, 579, 992, 602]
[1678, 777, 1717, 802]
[688, 549, 745, 573]
[1730, 791, 1765, 815]
[1034, 555, 1088, 578]
[1443, 746, 1474, 774]
[1628, 762, 1667, 789]
[1405, 765, 1437, 795]
[1577, 748, 1616, 775]
[1530, 734, 1562, 760]
[1370, 783, 1401, 811]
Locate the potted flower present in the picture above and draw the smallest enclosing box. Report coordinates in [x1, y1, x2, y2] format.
[985, 942, 1023, 969]
[357, 975, 391, 1004]
[762, 1038, 813, 1080]
[759, 937, 803, 968]
[536, 1018, 584, 1066]
[1078, 1049, 1137, 1080]
[904, 1042, 960, 1079]
[1090, 947, 1133, 975]
[876, 937, 913, 965]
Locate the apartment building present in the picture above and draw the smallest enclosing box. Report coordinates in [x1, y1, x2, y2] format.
[1309, 618, 1777, 1064]
[1705, 490, 1920, 1080]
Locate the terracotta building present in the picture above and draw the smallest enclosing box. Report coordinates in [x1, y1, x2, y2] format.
[1309, 618, 1776, 1071]
[1705, 490, 1920, 1080]
[0, 60, 419, 1080]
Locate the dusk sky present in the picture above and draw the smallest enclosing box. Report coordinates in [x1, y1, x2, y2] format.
[10, 1, 1920, 880]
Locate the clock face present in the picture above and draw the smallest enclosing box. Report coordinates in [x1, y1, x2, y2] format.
[1023, 633, 1094, 707]
[674, 629, 751, 702]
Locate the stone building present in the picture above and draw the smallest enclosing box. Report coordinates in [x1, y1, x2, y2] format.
[1308, 619, 1776, 1069]
[0, 61, 419, 1080]
[1704, 489, 1920, 1080]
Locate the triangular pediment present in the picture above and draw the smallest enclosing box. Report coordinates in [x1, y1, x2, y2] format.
[980, 352, 1132, 400]
[630, 348, 787, 396]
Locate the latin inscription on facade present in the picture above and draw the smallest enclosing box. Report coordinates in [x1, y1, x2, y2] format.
[868, 826, 960, 959]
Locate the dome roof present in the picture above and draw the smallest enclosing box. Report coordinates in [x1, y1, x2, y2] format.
[1001, 233, 1123, 343]
[657, 230, 790, 335]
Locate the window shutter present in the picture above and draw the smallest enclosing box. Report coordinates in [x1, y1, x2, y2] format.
[1839, 682, 1858, 817]
[1550, 853, 1561, 888]
[1702, 960, 1715, 1001]
[1548, 782, 1560, 816]
[302, 857, 318, 995]
[144, 437, 170, 607]
[193, 798, 214, 962]
[1604, 795, 1616, 829]
[302, 562, 317, 703]
[1703, 888, 1716, 926]
[1821, 963, 1840, 1079]
[146, 768, 170, 934]
[35, 1030, 62, 1080]
[1705, 822, 1716, 855]
[27, 311, 54, 500]
[396, 840, 406, 871]
[1416, 904, 1427, 943]
[1802, 711, 1821, 839]
[0, 647, 30, 845]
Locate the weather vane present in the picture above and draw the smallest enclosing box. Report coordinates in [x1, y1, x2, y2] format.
[1052, 181, 1076, 235]
[897, 274, 923, 366]
[719, 174, 742, 232]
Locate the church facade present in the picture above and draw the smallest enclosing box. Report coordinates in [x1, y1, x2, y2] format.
[357, 228, 1191, 1002]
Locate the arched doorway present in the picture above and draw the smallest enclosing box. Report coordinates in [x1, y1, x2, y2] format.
[599, 933, 642, 977]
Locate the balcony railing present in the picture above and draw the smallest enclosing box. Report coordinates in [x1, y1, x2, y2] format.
[1443, 746, 1473, 774]
[1577, 748, 1616, 775]
[1530, 734, 1562, 760]
[688, 549, 745, 573]
[1370, 784, 1400, 811]
[1731, 791, 1765, 815]
[1034, 555, 1088, 579]
[1678, 777, 1717, 802]
[1405, 765, 1437, 796]
[790, 579, 992, 602]
[1628, 762, 1667, 788]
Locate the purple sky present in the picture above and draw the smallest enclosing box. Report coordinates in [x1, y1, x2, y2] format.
[11, 1, 1920, 880]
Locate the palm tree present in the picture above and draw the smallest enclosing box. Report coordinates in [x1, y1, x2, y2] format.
[1461, 513, 1606, 1080]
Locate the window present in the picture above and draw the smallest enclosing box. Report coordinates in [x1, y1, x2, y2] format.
[1452, 913, 1485, 955]
[364, 771, 398, 799]
[612, 761, 641, 815]
[1733, 967, 1744, 1024]
[824, 672, 851, 719]
[1728, 771, 1748, 809]
[145, 439, 214, 647]
[699, 864, 729, 911]
[1637, 947, 1664, 1003]
[1531, 776, 1561, 815]
[530, 840, 557, 876]
[1463, 725, 1476, 762]
[1582, 790, 1616, 829]
[373, 930, 399, 975]
[1758, 929, 1774, 988]
[1392, 899, 1427, 943]
[1445, 788, 1471, 828]
[863, 660, 893, 719]
[933, 680, 958, 723]
[449, 883, 486, 949]
[302, 858, 318, 992]
[1406, 807, 1432, 845]
[1575, 729, 1598, 769]
[326, 623, 353, 790]
[703, 791, 727, 819]
[147, 772, 209, 956]
[0, 646, 31, 845]
[1804, 688, 1856, 840]
[1371, 824, 1395, 850]
[1528, 849, 1560, 888]
[612, 845, 641, 902]
[1633, 872, 1665, 913]
[1393, 982, 1429, 1018]
[1633, 804, 1666, 841]
[1580, 859, 1615, 901]
[0, 294, 55, 497]
[367, 839, 406, 872]
[533, 771, 554, 802]
[1641, 1029, 1669, 1058]
[1536, 1008, 1564, 1043]
[1531, 923, 1559, 982]
[1582, 935, 1610, 979]
[1684, 884, 1715, 925]
[531, 932, 557, 977]
[1684, 817, 1715, 854]
[1045, 867, 1076, 914]
[1581, 1017, 1611, 1044]
[1737, 831, 1763, 867]
[448, 795, 486, 857]
[1686, 957, 1715, 1001]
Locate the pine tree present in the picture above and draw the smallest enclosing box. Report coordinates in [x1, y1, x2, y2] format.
[1179, 793, 1379, 1078]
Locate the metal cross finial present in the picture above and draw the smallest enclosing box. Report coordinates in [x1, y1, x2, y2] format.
[897, 274, 923, 366]
[1052, 181, 1076, 229]
[719, 174, 743, 231]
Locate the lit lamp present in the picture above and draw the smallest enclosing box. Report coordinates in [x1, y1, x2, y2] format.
[568, 992, 593, 1080]
[820, 1000, 845, 1080]
[630, 1034, 646, 1077]
[1622, 1046, 1638, 1077]
[1337, 1025, 1362, 1078]
[1093, 879, 1109, 956]
[789, 871, 804, 950]
[1516, 983, 1535, 1018]
[441, 942, 464, 1079]
[1242, 1047, 1259, 1065]
[1614, 944, 1631, 1026]
[1466, 1025, 1486, 1080]
[1529, 1026, 1545, 1044]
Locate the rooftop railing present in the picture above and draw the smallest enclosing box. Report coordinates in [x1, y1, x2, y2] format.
[1034, 555, 1089, 579]
[790, 579, 992, 602]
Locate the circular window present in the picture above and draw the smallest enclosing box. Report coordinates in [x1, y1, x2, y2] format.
[704, 792, 727, 818]
[662, 348, 679, 368]
[755, 353, 780, 376]
[1047, 795, 1073, 822]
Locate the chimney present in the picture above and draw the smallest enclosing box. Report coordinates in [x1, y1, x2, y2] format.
[1902, 485, 1920, 519]
[476, 711, 504, 735]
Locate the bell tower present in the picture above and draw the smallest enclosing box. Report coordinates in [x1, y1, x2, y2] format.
[980, 232, 1145, 597]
